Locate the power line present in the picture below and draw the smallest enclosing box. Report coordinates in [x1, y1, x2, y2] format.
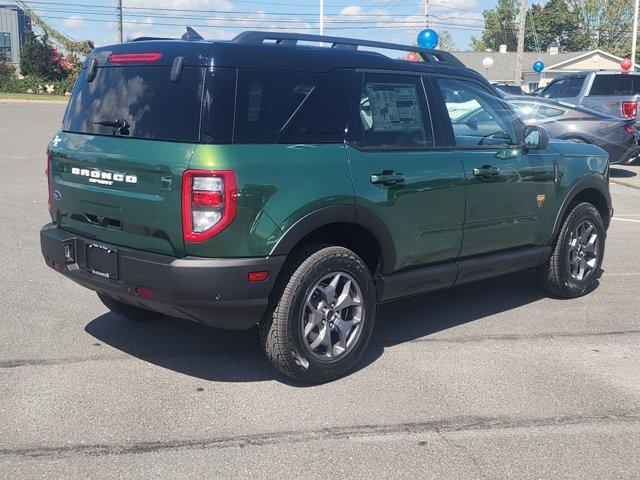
[37, 14, 485, 31]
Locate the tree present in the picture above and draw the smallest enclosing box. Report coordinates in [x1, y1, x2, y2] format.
[20, 31, 66, 80]
[567, 0, 634, 56]
[471, 0, 518, 51]
[525, 0, 581, 52]
[437, 31, 457, 51]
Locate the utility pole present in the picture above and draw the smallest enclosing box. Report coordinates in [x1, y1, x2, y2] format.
[633, 0, 639, 69]
[319, 0, 324, 35]
[424, 0, 430, 28]
[116, 0, 123, 43]
[514, 0, 527, 85]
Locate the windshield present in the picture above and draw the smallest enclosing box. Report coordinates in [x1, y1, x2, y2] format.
[63, 66, 204, 142]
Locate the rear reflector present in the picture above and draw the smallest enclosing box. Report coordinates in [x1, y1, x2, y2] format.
[248, 271, 269, 282]
[45, 150, 51, 213]
[621, 101, 637, 118]
[53, 261, 66, 272]
[625, 124, 636, 134]
[135, 287, 153, 298]
[108, 52, 162, 63]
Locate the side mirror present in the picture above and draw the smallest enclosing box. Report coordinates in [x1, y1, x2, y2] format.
[523, 125, 549, 150]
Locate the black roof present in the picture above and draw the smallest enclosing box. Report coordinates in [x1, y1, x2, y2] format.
[87, 30, 490, 86]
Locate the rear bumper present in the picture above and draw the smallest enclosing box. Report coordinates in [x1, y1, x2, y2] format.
[40, 224, 286, 330]
[612, 145, 640, 164]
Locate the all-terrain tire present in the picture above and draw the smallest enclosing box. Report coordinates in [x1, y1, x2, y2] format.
[97, 292, 164, 321]
[538, 202, 605, 298]
[259, 245, 376, 383]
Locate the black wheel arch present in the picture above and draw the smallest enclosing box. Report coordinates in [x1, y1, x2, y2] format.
[270, 205, 397, 274]
[548, 176, 612, 243]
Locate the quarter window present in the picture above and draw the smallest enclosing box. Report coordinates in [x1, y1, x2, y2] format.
[351, 73, 433, 149]
[436, 78, 517, 147]
[233, 69, 353, 144]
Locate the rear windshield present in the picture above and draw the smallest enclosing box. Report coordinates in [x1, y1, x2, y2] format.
[589, 74, 640, 96]
[63, 66, 204, 142]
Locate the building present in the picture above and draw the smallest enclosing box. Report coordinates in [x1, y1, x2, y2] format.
[0, 4, 31, 66]
[454, 48, 627, 93]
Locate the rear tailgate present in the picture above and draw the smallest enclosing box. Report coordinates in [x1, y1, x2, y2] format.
[47, 41, 210, 257]
[49, 133, 194, 257]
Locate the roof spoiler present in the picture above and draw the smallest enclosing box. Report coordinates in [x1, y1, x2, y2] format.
[231, 31, 464, 66]
[131, 27, 204, 43]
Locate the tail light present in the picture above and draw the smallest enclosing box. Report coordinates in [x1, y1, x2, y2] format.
[46, 150, 51, 213]
[621, 101, 637, 118]
[182, 170, 237, 242]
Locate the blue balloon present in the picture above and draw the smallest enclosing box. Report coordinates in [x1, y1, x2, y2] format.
[533, 61, 544, 73]
[417, 29, 439, 49]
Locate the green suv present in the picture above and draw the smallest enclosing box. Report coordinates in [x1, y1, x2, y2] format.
[41, 31, 612, 383]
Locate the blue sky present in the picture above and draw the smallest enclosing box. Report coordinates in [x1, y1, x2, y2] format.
[27, 0, 502, 51]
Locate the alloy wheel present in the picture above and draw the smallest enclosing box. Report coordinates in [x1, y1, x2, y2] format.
[301, 272, 364, 361]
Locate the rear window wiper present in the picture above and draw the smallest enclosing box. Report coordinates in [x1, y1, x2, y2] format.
[93, 118, 130, 135]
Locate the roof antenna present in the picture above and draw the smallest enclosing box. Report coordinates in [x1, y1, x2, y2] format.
[182, 27, 204, 41]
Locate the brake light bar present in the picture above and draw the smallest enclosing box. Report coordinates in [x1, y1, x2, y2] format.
[108, 52, 162, 63]
[621, 101, 637, 118]
[182, 170, 237, 242]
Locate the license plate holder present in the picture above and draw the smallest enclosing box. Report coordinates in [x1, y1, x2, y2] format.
[85, 243, 118, 280]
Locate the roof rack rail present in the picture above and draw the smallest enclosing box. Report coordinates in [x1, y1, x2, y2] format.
[231, 31, 464, 66]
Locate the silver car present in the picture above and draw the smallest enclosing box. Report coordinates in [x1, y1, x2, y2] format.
[538, 71, 640, 119]
[509, 96, 640, 164]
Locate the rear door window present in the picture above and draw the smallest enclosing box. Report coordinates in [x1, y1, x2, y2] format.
[350, 73, 433, 149]
[63, 66, 204, 143]
[562, 76, 585, 97]
[233, 69, 353, 143]
[589, 74, 640, 95]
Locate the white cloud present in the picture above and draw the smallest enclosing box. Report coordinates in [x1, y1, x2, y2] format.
[64, 15, 86, 28]
[340, 5, 364, 16]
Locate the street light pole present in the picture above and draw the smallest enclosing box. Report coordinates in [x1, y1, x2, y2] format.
[633, 0, 639, 69]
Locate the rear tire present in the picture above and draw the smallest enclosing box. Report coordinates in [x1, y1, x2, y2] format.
[259, 245, 376, 383]
[538, 202, 605, 298]
[97, 292, 164, 321]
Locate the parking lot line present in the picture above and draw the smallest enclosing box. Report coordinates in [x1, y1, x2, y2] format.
[612, 218, 640, 223]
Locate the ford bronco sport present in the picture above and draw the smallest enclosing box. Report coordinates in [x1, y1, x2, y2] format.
[41, 30, 612, 383]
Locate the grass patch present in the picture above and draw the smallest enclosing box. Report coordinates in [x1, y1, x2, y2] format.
[0, 92, 68, 102]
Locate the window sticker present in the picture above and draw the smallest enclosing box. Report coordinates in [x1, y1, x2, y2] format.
[364, 83, 424, 133]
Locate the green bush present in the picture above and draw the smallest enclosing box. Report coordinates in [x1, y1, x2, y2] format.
[0, 61, 15, 82]
[0, 76, 76, 95]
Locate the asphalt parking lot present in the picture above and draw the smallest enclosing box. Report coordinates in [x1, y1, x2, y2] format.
[1, 101, 639, 479]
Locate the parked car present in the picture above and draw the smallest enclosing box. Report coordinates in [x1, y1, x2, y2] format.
[538, 71, 640, 119]
[457, 96, 640, 164]
[492, 82, 526, 96]
[41, 30, 612, 383]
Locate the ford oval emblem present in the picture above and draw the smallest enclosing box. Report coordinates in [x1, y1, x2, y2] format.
[52, 190, 62, 201]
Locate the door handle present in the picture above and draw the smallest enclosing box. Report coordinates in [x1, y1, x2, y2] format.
[473, 165, 500, 179]
[370, 170, 405, 186]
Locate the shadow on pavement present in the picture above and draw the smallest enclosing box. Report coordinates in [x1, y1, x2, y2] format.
[610, 167, 637, 178]
[85, 269, 549, 385]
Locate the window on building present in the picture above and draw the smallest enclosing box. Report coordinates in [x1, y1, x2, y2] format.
[0, 33, 11, 62]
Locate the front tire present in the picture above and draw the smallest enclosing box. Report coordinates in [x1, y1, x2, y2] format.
[260, 245, 376, 383]
[538, 202, 605, 298]
[97, 292, 164, 321]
